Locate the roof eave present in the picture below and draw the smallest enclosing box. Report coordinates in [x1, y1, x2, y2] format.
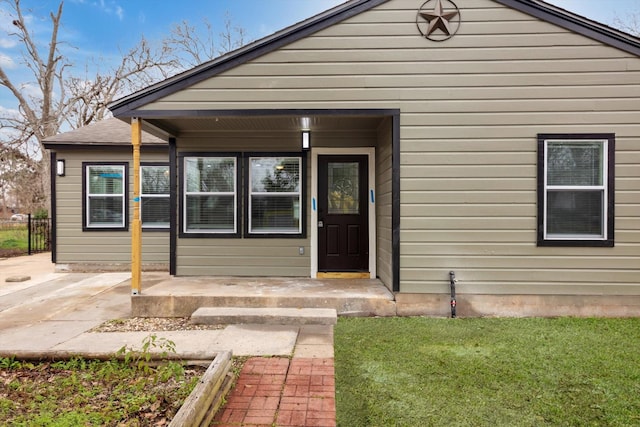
[43, 142, 168, 150]
[495, 0, 640, 56]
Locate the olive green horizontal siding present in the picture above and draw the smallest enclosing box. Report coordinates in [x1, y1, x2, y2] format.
[400, 282, 640, 296]
[404, 237, 637, 248]
[176, 239, 310, 276]
[202, 72, 640, 91]
[54, 150, 169, 266]
[140, 0, 640, 295]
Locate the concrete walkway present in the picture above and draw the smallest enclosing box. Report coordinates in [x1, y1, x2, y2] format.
[0, 253, 336, 425]
[0, 253, 333, 359]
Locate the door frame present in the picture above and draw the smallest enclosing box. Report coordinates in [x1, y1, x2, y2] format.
[311, 147, 376, 279]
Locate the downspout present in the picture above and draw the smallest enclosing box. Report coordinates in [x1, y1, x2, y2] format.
[449, 271, 457, 318]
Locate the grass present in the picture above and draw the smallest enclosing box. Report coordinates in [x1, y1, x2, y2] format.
[0, 226, 28, 251]
[335, 317, 640, 427]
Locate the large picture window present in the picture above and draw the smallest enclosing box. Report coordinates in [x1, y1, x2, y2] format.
[84, 163, 127, 230]
[537, 134, 614, 246]
[141, 164, 170, 229]
[248, 156, 302, 235]
[183, 156, 238, 235]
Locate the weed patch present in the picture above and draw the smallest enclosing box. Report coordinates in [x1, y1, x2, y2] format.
[0, 338, 206, 426]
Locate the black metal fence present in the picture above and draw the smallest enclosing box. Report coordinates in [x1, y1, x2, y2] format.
[28, 214, 51, 254]
[0, 214, 51, 256]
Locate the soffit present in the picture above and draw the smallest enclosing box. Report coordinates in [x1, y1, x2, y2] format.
[144, 115, 386, 136]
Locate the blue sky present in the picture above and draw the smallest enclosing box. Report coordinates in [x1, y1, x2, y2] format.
[29, 0, 640, 52]
[0, 0, 638, 117]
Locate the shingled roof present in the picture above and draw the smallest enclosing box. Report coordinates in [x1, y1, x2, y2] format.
[42, 118, 166, 148]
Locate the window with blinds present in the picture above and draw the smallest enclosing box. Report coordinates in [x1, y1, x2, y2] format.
[538, 134, 614, 247]
[183, 156, 237, 234]
[141, 164, 170, 229]
[248, 156, 302, 234]
[84, 164, 127, 229]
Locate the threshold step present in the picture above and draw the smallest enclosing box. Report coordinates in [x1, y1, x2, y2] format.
[191, 307, 337, 326]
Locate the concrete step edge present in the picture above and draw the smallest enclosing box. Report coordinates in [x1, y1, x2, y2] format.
[191, 307, 338, 325]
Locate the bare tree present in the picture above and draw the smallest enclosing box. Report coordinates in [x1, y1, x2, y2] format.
[0, 0, 249, 214]
[218, 13, 248, 55]
[0, 0, 66, 156]
[65, 37, 175, 129]
[164, 13, 247, 70]
[0, 0, 68, 213]
[0, 0, 173, 211]
[614, 10, 640, 36]
[0, 147, 44, 213]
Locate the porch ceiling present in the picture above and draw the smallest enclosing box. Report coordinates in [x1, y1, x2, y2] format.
[141, 115, 387, 137]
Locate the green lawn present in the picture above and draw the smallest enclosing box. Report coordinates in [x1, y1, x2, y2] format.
[335, 317, 640, 426]
[0, 226, 28, 251]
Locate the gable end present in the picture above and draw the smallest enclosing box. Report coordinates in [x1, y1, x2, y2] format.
[109, 0, 390, 116]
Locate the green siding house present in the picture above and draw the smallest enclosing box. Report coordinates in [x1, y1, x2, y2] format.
[44, 0, 640, 316]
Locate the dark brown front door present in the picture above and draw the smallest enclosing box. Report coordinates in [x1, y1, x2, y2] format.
[318, 155, 369, 272]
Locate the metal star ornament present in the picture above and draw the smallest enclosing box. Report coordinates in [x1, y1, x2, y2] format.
[416, 0, 461, 42]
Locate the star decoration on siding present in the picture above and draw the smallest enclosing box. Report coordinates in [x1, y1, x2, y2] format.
[416, 0, 461, 42]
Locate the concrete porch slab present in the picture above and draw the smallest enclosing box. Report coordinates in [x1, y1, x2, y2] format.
[132, 275, 396, 318]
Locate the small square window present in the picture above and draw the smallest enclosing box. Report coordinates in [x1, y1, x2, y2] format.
[537, 134, 614, 247]
[83, 163, 128, 230]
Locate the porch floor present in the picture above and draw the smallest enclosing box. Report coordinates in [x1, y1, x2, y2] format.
[132, 273, 397, 318]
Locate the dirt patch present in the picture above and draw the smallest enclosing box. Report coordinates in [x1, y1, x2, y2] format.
[90, 317, 225, 332]
[0, 248, 26, 258]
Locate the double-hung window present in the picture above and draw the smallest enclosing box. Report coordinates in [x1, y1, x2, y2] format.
[183, 156, 238, 235]
[84, 163, 127, 230]
[538, 134, 614, 246]
[141, 164, 170, 229]
[248, 156, 302, 235]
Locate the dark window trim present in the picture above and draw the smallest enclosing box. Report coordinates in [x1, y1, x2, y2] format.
[82, 162, 129, 232]
[140, 162, 170, 232]
[178, 152, 241, 239]
[243, 152, 308, 239]
[537, 133, 615, 247]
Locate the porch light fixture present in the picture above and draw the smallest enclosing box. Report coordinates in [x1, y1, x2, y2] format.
[56, 159, 65, 177]
[301, 130, 311, 150]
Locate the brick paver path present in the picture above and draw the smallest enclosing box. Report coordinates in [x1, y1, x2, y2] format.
[213, 357, 336, 427]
